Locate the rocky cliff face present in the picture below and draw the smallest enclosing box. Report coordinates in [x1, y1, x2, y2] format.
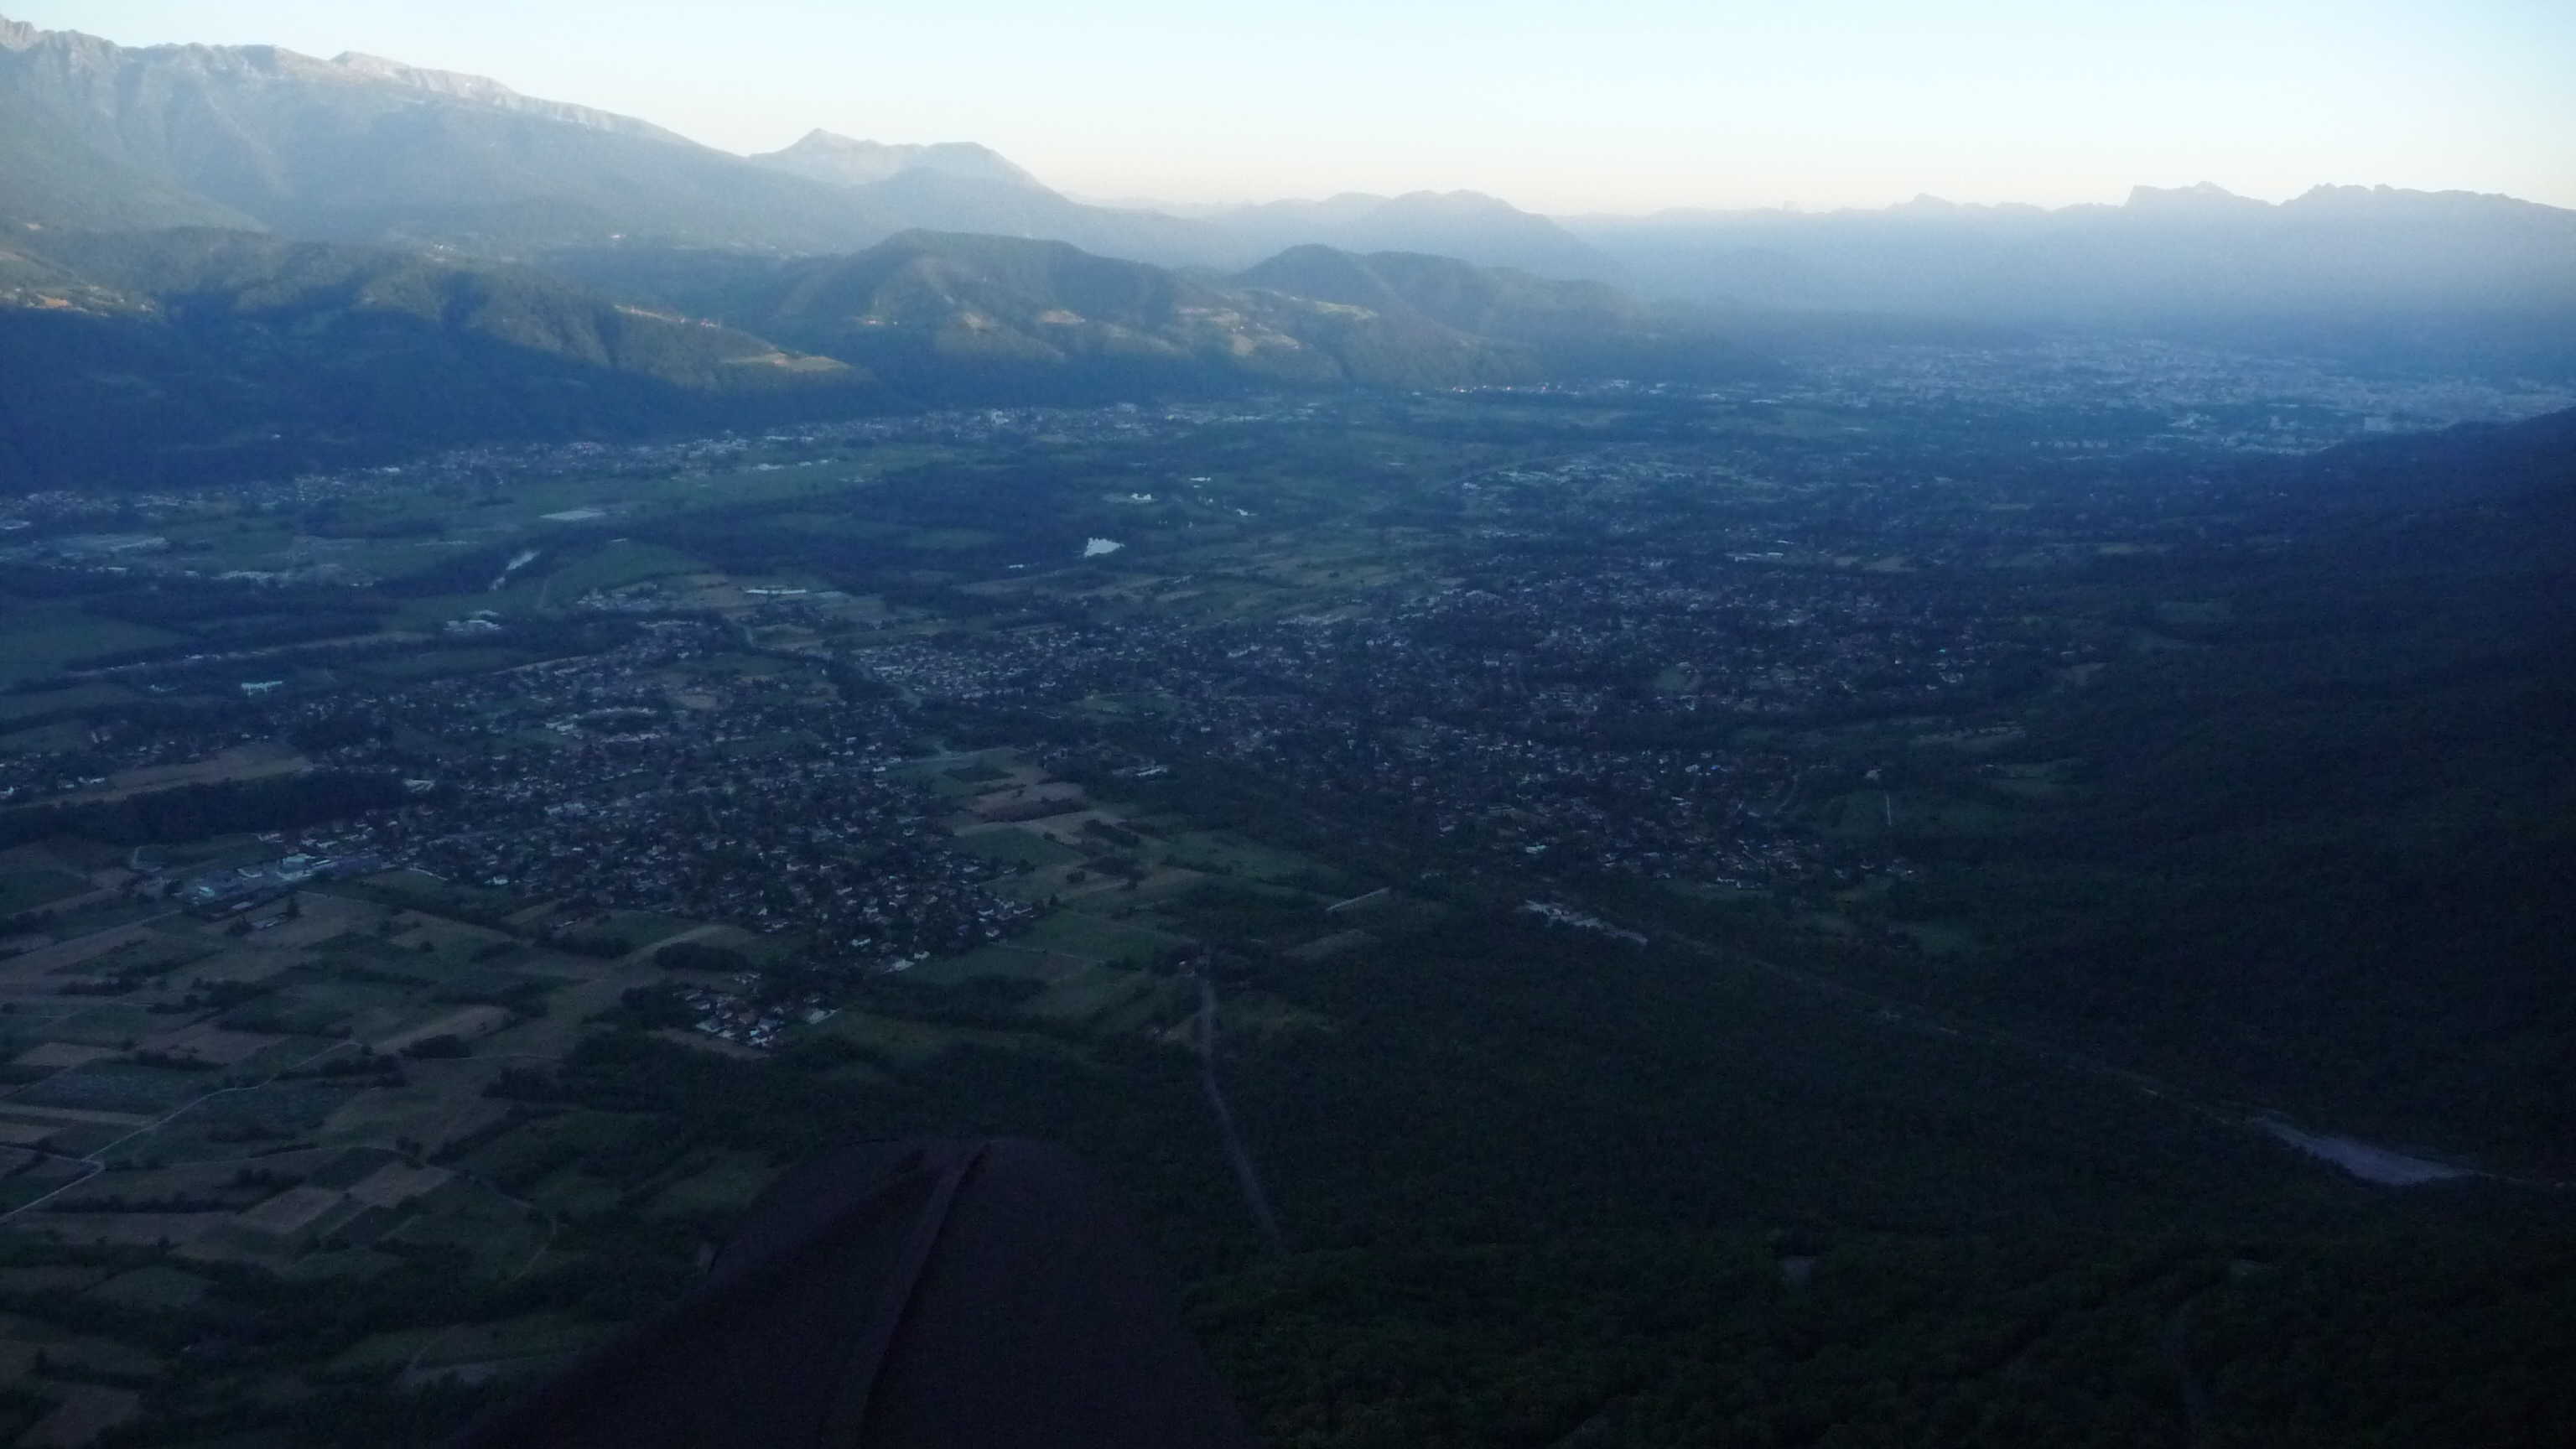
[325, 51, 697, 143]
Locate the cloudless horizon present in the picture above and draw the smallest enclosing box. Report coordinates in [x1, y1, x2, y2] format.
[12, 0, 2574, 216]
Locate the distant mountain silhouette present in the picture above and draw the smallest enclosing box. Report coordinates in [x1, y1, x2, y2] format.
[1208, 192, 1625, 283]
[1233, 245, 1642, 339]
[1566, 184, 2576, 349]
[13, 8, 2562, 337]
[750, 132, 1044, 191]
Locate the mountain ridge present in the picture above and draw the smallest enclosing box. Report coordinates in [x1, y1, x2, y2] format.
[322, 49, 696, 143]
[1563, 180, 2576, 335]
[5, 224, 1750, 488]
[0, 12, 1256, 271]
[1584, 180, 2572, 226]
[1207, 189, 1625, 284]
[6, 8, 2569, 310]
[0, 226, 870, 489]
[543, 230, 1563, 399]
[750, 131, 1046, 192]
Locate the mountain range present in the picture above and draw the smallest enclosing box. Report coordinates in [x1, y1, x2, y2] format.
[3, 221, 1732, 487]
[0, 14, 1218, 264]
[5, 8, 2575, 489]
[1566, 182, 2576, 331]
[1202, 191, 1623, 284]
[547, 230, 1587, 399]
[0, 227, 869, 488]
[8, 8, 2572, 323]
[749, 132, 1042, 192]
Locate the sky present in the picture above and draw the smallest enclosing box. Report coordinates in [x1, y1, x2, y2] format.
[13, 1, 2575, 214]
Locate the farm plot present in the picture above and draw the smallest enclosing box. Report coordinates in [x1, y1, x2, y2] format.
[89, 1264, 213, 1310]
[130, 1023, 288, 1067]
[647, 1150, 779, 1222]
[9, 1041, 118, 1071]
[383, 1178, 550, 1276]
[911, 943, 1086, 986]
[1026, 965, 1182, 1031]
[112, 1080, 369, 1166]
[234, 1186, 346, 1238]
[0, 868, 90, 917]
[13, 1061, 221, 1117]
[948, 826, 1085, 870]
[1157, 829, 1349, 887]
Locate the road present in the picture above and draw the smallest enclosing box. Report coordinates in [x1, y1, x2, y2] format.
[1192, 974, 1285, 1255]
[1599, 906, 2571, 1194]
[0, 1037, 360, 1224]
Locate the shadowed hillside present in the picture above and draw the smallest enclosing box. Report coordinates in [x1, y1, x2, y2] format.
[0, 229, 866, 488]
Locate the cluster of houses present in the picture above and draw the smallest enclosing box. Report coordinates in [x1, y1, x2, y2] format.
[673, 980, 838, 1051]
[301, 622, 1037, 972]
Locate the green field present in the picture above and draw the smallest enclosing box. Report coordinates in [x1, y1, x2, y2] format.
[911, 943, 1071, 984]
[0, 683, 138, 722]
[1026, 963, 1179, 1029]
[333, 1311, 601, 1375]
[1158, 830, 1347, 887]
[0, 605, 179, 684]
[106, 1081, 360, 1166]
[350, 647, 531, 681]
[1011, 908, 1189, 964]
[0, 866, 91, 915]
[18, 1061, 215, 1115]
[32, 1003, 165, 1050]
[90, 1265, 213, 1311]
[949, 827, 1085, 870]
[541, 539, 704, 599]
[647, 1151, 777, 1220]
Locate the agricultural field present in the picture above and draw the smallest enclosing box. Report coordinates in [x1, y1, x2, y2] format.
[0, 606, 178, 687]
[0, 865, 88, 917]
[0, 867, 866, 1438]
[0, 723, 1353, 1441]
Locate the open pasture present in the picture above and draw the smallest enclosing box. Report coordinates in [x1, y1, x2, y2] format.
[0, 604, 179, 685]
[949, 824, 1086, 871]
[317, 1087, 508, 1157]
[1009, 908, 1189, 966]
[13, 1060, 218, 1116]
[0, 683, 138, 723]
[0, 866, 90, 916]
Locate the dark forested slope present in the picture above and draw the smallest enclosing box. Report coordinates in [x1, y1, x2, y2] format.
[545, 232, 1552, 397]
[1779, 407, 2576, 1173]
[0, 228, 867, 488]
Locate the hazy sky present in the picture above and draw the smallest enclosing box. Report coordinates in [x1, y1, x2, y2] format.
[15, 1, 2575, 213]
